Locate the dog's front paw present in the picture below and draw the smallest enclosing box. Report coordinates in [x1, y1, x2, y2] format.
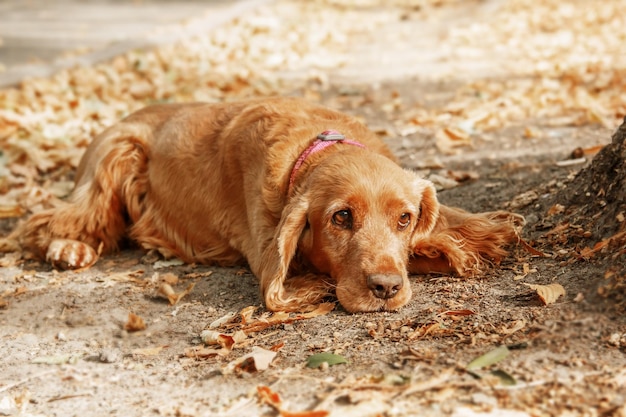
[46, 239, 98, 270]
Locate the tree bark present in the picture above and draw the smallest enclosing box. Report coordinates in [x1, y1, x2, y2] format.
[559, 117, 626, 240]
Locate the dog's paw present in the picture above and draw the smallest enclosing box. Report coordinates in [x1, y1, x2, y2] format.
[46, 239, 98, 270]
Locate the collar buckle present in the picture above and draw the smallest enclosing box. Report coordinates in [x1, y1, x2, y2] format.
[317, 130, 346, 141]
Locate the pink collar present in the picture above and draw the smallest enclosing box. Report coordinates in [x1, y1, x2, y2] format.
[288, 130, 365, 194]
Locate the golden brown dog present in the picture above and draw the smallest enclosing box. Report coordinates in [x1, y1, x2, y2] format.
[13, 97, 522, 312]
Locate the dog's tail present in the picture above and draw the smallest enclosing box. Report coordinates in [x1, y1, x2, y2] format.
[11, 124, 150, 266]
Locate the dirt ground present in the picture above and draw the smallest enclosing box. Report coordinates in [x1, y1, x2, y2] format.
[1, 1, 625, 416]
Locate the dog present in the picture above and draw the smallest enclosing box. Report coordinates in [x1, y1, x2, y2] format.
[12, 97, 522, 312]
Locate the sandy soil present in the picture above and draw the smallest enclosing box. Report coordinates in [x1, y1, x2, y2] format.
[1, 1, 625, 416]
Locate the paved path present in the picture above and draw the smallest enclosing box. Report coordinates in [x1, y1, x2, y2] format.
[0, 0, 270, 87]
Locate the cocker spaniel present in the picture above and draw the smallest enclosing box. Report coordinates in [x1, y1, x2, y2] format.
[12, 97, 522, 312]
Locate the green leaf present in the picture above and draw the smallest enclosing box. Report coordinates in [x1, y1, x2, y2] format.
[466, 345, 510, 371]
[491, 369, 517, 386]
[306, 352, 348, 368]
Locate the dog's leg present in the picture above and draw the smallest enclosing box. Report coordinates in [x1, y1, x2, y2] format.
[409, 205, 524, 276]
[14, 134, 148, 269]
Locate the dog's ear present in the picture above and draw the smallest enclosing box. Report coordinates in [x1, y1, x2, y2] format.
[407, 172, 440, 238]
[258, 191, 310, 311]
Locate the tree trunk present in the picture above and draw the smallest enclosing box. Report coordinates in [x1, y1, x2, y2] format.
[559, 117, 626, 240]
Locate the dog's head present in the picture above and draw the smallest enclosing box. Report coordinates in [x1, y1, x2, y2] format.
[268, 149, 439, 313]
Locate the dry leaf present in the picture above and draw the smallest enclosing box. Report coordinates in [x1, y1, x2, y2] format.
[257, 385, 329, 417]
[270, 341, 285, 352]
[523, 283, 566, 305]
[200, 329, 246, 349]
[547, 204, 565, 216]
[435, 127, 472, 155]
[440, 309, 475, 317]
[153, 258, 184, 269]
[158, 282, 195, 305]
[447, 170, 479, 182]
[500, 319, 526, 335]
[124, 312, 146, 332]
[184, 271, 213, 279]
[184, 345, 230, 359]
[201, 330, 234, 347]
[241, 303, 334, 334]
[160, 272, 179, 285]
[240, 305, 257, 324]
[224, 346, 277, 374]
[209, 311, 237, 329]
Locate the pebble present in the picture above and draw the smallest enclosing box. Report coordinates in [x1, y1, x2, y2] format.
[99, 348, 123, 363]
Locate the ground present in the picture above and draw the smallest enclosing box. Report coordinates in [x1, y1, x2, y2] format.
[0, 1, 625, 416]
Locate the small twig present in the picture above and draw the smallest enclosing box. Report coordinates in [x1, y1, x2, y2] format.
[48, 392, 93, 403]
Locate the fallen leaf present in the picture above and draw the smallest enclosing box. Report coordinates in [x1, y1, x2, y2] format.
[200, 329, 246, 350]
[98, 270, 145, 287]
[184, 270, 214, 279]
[153, 258, 184, 269]
[241, 303, 334, 334]
[466, 345, 510, 371]
[447, 170, 479, 182]
[578, 246, 595, 260]
[160, 272, 179, 285]
[158, 282, 195, 305]
[257, 385, 282, 409]
[209, 311, 237, 329]
[435, 127, 472, 155]
[523, 283, 566, 305]
[7, 286, 28, 297]
[184, 345, 229, 359]
[124, 312, 146, 332]
[240, 306, 257, 324]
[270, 341, 285, 352]
[547, 204, 565, 216]
[519, 238, 549, 257]
[257, 385, 329, 417]
[440, 309, 475, 317]
[500, 319, 526, 335]
[224, 346, 277, 374]
[489, 369, 517, 386]
[306, 352, 348, 368]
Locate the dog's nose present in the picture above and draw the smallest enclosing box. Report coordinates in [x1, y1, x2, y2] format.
[367, 274, 403, 299]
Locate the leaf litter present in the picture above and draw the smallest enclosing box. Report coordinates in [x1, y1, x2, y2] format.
[1, 0, 625, 416]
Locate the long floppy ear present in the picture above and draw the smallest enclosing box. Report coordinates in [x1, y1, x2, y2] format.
[258, 191, 310, 311]
[408, 171, 440, 239]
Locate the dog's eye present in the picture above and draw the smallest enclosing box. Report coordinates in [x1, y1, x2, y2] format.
[332, 209, 353, 229]
[397, 213, 411, 231]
